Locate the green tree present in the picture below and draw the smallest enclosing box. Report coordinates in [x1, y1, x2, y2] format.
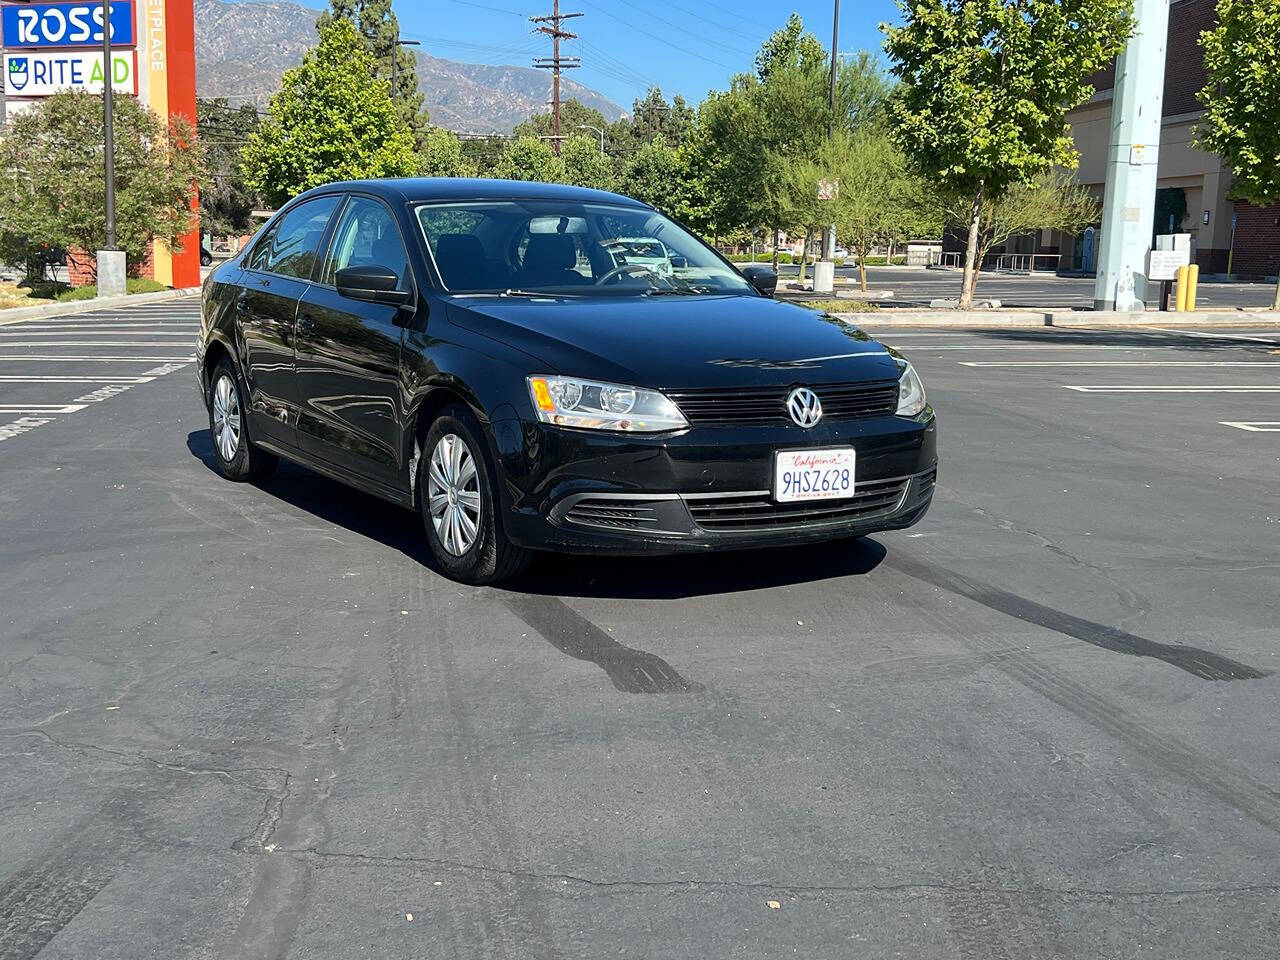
[317, 0, 429, 148]
[242, 19, 418, 208]
[619, 135, 684, 211]
[513, 99, 609, 147]
[560, 135, 614, 191]
[197, 97, 262, 235]
[768, 127, 942, 290]
[607, 88, 695, 158]
[419, 125, 475, 178]
[491, 136, 563, 182]
[941, 171, 1099, 296]
[1196, 0, 1280, 308]
[882, 0, 1133, 308]
[0, 91, 202, 283]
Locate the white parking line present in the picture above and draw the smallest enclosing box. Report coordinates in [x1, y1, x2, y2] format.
[1220, 421, 1280, 432]
[0, 329, 195, 336]
[0, 355, 193, 362]
[1064, 385, 1280, 393]
[0, 375, 156, 383]
[1142, 327, 1280, 345]
[0, 341, 196, 348]
[960, 361, 1280, 367]
[0, 403, 88, 414]
[0, 416, 55, 442]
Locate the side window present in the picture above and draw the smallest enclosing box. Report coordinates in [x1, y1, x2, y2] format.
[245, 224, 277, 272]
[322, 197, 410, 290]
[262, 196, 341, 280]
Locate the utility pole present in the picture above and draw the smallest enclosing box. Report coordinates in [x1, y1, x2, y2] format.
[97, 0, 125, 297]
[1093, 0, 1171, 311]
[531, 0, 581, 154]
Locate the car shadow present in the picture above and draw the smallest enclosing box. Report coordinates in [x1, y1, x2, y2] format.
[186, 430, 887, 599]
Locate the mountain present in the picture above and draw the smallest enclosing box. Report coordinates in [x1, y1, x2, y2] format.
[193, 0, 626, 133]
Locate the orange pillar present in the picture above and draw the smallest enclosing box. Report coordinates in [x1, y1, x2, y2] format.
[165, 0, 200, 289]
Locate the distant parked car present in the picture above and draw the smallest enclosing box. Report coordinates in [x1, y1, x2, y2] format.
[607, 236, 674, 275]
[197, 179, 937, 584]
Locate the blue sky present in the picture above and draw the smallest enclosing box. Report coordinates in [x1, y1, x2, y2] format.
[270, 0, 906, 110]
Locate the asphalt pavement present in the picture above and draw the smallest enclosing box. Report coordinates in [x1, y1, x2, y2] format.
[778, 264, 1280, 310]
[2, 299, 1280, 959]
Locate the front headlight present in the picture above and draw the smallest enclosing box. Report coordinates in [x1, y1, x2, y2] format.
[896, 362, 927, 416]
[527, 376, 689, 432]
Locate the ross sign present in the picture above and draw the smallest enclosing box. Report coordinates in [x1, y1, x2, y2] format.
[1147, 248, 1190, 281]
[4, 51, 137, 96]
[1, 2, 134, 49]
[817, 178, 839, 201]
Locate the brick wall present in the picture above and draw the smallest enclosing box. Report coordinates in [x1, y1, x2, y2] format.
[66, 245, 156, 287]
[1086, 0, 1216, 116]
[1231, 202, 1280, 279]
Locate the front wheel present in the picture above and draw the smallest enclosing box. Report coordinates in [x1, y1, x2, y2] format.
[419, 406, 530, 585]
[207, 357, 277, 483]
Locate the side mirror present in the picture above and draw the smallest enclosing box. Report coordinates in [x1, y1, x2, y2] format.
[740, 263, 777, 298]
[335, 265, 412, 307]
[669, 255, 688, 269]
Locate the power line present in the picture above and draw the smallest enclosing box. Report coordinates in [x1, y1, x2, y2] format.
[575, 0, 737, 71]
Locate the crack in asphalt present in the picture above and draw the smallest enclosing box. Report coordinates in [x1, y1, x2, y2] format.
[248, 845, 1280, 901]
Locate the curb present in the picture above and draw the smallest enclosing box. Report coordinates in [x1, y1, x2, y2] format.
[836, 308, 1280, 327]
[0, 287, 201, 325]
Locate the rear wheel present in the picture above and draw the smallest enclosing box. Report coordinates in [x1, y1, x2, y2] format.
[207, 357, 277, 483]
[420, 406, 530, 585]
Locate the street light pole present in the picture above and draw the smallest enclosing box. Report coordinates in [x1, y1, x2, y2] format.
[390, 38, 421, 108]
[577, 124, 604, 155]
[96, 0, 125, 296]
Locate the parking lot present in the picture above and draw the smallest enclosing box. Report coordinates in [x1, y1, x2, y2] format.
[2, 299, 1280, 958]
[778, 264, 1280, 310]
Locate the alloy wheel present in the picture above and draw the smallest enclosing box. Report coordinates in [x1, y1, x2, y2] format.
[211, 374, 241, 462]
[427, 433, 482, 556]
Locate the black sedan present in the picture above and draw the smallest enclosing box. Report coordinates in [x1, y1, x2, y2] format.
[196, 179, 936, 584]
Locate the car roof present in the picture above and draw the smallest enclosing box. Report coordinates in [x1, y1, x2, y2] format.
[292, 177, 651, 209]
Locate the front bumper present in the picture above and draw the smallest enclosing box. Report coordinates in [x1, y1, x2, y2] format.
[497, 411, 938, 555]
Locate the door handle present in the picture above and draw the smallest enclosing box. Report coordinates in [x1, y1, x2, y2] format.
[298, 313, 315, 335]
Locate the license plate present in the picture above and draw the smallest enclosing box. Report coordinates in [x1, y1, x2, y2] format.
[774, 448, 856, 503]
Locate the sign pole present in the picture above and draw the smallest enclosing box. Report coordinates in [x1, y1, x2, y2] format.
[96, 0, 126, 296]
[102, 0, 116, 250]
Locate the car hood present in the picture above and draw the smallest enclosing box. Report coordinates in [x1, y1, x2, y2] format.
[446, 293, 901, 388]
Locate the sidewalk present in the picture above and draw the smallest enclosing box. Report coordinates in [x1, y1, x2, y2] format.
[0, 287, 201, 326]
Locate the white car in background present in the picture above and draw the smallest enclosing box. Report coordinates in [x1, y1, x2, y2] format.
[607, 236, 677, 276]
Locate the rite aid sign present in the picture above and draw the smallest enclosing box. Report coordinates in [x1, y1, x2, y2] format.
[5, 51, 137, 96]
[1, 2, 136, 48]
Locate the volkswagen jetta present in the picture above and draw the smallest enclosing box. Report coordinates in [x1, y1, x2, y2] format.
[197, 179, 937, 584]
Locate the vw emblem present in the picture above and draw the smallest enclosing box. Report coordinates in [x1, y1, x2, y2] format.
[786, 387, 822, 428]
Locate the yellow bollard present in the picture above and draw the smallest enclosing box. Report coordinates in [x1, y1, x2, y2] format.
[1175, 264, 1190, 311]
[1185, 263, 1200, 311]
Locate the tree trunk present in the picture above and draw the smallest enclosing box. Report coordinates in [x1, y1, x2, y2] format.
[959, 180, 985, 310]
[887, 239, 894, 265]
[799, 228, 813, 283]
[772, 227, 780, 273]
[858, 244, 868, 291]
[1273, 275, 1280, 311]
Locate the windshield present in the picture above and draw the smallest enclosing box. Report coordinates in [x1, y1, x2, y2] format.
[415, 200, 752, 296]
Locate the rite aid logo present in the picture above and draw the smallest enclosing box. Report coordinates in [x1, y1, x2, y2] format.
[786, 387, 823, 428]
[8, 58, 29, 92]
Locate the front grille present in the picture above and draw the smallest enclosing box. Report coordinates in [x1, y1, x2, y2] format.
[686, 477, 910, 531]
[667, 381, 899, 425]
[564, 497, 663, 531]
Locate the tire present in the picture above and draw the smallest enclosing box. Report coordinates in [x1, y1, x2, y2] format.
[207, 357, 278, 483]
[419, 405, 531, 585]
